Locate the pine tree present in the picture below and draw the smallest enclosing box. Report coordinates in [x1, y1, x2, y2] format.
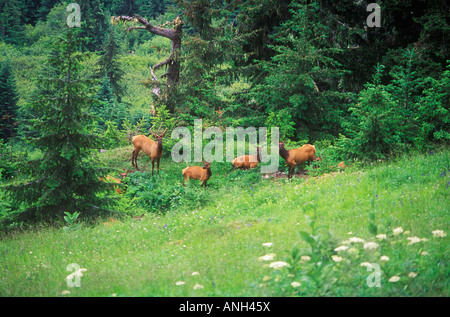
[95, 25, 126, 102]
[78, 0, 109, 51]
[0, 0, 25, 45]
[5, 27, 112, 223]
[0, 60, 19, 141]
[96, 76, 126, 127]
[342, 64, 400, 160]
[251, 0, 349, 141]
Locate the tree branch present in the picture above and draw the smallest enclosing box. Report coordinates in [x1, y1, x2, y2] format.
[125, 26, 146, 31]
[112, 15, 176, 40]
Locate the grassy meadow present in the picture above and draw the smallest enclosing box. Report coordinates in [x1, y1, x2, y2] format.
[0, 146, 448, 297]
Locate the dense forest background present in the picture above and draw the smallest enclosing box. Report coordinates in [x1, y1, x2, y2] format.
[0, 0, 449, 223]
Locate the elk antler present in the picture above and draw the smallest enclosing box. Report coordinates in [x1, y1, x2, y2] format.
[149, 124, 167, 138]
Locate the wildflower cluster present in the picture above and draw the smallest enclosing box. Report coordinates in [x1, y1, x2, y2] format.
[257, 226, 447, 296]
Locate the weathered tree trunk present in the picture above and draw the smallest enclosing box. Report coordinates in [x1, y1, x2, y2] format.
[111, 15, 182, 101]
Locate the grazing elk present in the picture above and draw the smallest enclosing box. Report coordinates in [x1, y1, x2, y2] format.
[279, 141, 321, 179]
[182, 161, 212, 188]
[232, 146, 262, 170]
[131, 126, 167, 175]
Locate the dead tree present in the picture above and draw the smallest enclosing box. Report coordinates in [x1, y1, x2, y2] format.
[111, 15, 182, 102]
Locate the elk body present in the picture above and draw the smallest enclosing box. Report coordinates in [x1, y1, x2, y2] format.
[182, 161, 212, 188]
[131, 127, 167, 175]
[279, 142, 320, 179]
[232, 147, 262, 170]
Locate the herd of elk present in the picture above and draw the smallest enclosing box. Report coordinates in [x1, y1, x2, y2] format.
[103, 125, 326, 195]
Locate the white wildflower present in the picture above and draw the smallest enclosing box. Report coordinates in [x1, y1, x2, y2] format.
[334, 246, 349, 252]
[388, 275, 400, 282]
[380, 255, 390, 262]
[393, 227, 403, 235]
[268, 261, 290, 269]
[193, 283, 204, 290]
[376, 234, 387, 240]
[175, 281, 186, 286]
[349, 237, 365, 243]
[408, 272, 417, 278]
[432, 230, 447, 238]
[360, 262, 372, 267]
[363, 242, 379, 250]
[407, 236, 422, 245]
[290, 281, 301, 288]
[300, 255, 311, 263]
[262, 242, 273, 247]
[331, 255, 343, 262]
[191, 271, 200, 276]
[258, 253, 276, 261]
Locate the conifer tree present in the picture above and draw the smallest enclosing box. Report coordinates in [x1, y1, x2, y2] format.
[0, 60, 19, 141]
[0, 0, 25, 45]
[251, 0, 349, 141]
[95, 25, 126, 102]
[6, 27, 111, 223]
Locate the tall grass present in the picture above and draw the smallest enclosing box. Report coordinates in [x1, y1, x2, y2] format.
[0, 148, 448, 296]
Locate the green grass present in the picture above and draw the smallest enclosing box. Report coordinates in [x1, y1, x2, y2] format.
[0, 147, 448, 296]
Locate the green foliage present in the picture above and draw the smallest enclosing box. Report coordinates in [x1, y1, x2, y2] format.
[342, 64, 401, 160]
[250, 0, 349, 142]
[3, 27, 112, 224]
[415, 63, 450, 147]
[0, 0, 25, 45]
[95, 76, 127, 129]
[63, 211, 81, 231]
[0, 0, 449, 229]
[2, 149, 448, 295]
[0, 60, 19, 140]
[95, 25, 126, 101]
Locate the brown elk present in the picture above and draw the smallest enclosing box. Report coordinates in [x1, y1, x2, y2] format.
[232, 147, 262, 170]
[182, 161, 212, 188]
[131, 126, 167, 175]
[279, 141, 321, 179]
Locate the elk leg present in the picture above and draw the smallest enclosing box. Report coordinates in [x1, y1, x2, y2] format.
[151, 159, 155, 175]
[133, 149, 140, 170]
[157, 158, 160, 174]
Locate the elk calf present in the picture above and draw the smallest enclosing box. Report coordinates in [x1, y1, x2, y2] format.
[279, 142, 320, 179]
[131, 127, 167, 175]
[232, 147, 262, 170]
[182, 161, 212, 188]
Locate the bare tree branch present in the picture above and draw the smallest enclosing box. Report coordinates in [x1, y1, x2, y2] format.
[112, 15, 183, 108]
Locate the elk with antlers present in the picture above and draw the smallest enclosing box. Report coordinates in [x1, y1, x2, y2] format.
[131, 125, 168, 175]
